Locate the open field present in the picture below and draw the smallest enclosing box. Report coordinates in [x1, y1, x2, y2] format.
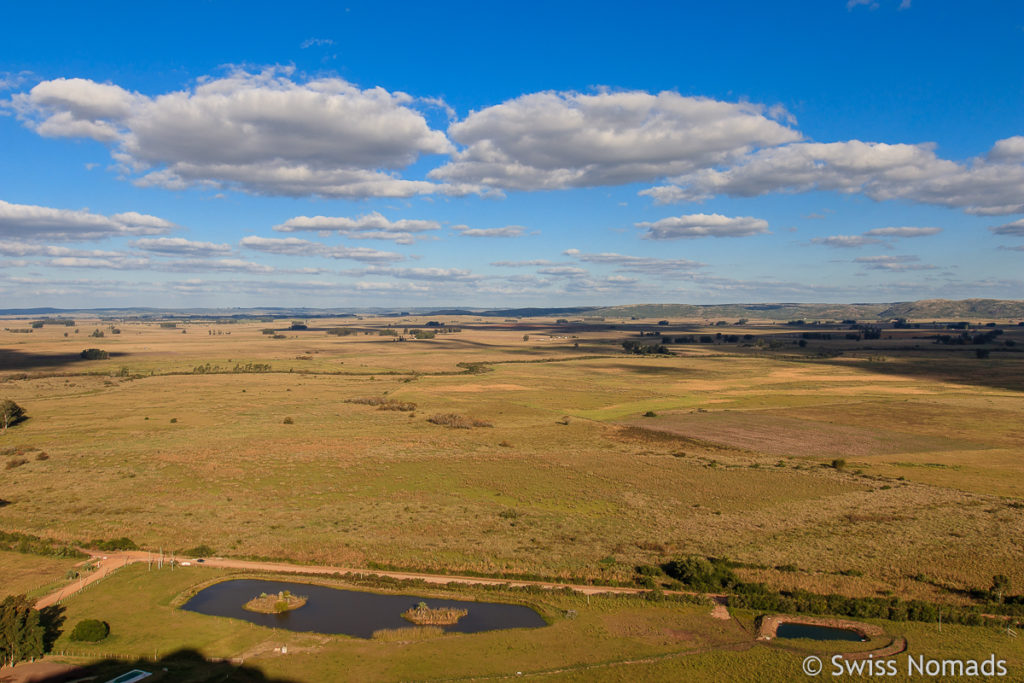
[1, 313, 1023, 678]
[18, 562, 1024, 682]
[0, 550, 81, 598]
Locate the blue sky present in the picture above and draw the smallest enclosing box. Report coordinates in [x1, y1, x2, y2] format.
[1, 0, 1022, 308]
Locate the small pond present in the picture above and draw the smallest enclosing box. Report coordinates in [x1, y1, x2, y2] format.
[181, 579, 547, 638]
[776, 622, 868, 642]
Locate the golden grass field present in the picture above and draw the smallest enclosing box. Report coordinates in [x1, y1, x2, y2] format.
[1, 314, 1022, 679]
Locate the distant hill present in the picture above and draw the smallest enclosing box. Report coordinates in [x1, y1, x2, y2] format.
[427, 306, 595, 317]
[2, 299, 1022, 321]
[591, 299, 1024, 321]
[878, 299, 1024, 320]
[589, 302, 891, 320]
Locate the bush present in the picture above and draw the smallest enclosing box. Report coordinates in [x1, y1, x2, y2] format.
[182, 544, 215, 557]
[662, 556, 740, 592]
[283, 417, 294, 424]
[80, 348, 109, 360]
[427, 413, 493, 428]
[831, 458, 847, 470]
[622, 340, 671, 355]
[345, 397, 417, 411]
[89, 537, 138, 551]
[69, 619, 109, 642]
[1, 399, 27, 431]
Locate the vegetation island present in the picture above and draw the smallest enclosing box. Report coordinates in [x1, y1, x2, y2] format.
[243, 590, 307, 614]
[401, 602, 468, 625]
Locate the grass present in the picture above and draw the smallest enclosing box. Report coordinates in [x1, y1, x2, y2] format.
[47, 563, 1022, 681]
[0, 549, 81, 598]
[1, 315, 1024, 678]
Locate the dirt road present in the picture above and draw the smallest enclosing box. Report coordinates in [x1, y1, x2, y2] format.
[35, 550, 697, 610]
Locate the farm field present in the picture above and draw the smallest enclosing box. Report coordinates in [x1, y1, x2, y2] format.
[1, 312, 1023, 679]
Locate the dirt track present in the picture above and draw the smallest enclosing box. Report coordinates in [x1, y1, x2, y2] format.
[35, 549, 680, 610]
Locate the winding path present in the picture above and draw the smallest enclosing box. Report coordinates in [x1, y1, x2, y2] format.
[35, 549, 699, 610]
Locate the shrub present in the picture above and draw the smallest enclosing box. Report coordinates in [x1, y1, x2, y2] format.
[5, 457, 28, 470]
[643, 411, 657, 417]
[662, 556, 740, 592]
[345, 397, 417, 411]
[831, 458, 847, 470]
[80, 348, 109, 360]
[182, 544, 215, 557]
[89, 537, 138, 551]
[427, 413, 492, 428]
[283, 417, 294, 424]
[1, 399, 27, 431]
[69, 619, 109, 642]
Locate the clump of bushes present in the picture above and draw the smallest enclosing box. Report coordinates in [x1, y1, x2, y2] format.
[622, 340, 671, 355]
[4, 457, 28, 470]
[0, 530, 86, 558]
[69, 619, 109, 642]
[662, 556, 741, 592]
[426, 413, 493, 428]
[283, 417, 294, 424]
[80, 348, 109, 360]
[345, 397, 417, 411]
[401, 602, 467, 625]
[88, 537, 138, 551]
[243, 590, 307, 614]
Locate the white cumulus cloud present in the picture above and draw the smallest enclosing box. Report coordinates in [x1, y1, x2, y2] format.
[12, 68, 465, 199]
[132, 237, 233, 256]
[0, 199, 175, 241]
[643, 139, 1024, 216]
[452, 225, 526, 238]
[429, 89, 799, 190]
[273, 211, 441, 244]
[637, 213, 769, 239]
[863, 226, 942, 237]
[240, 235, 403, 263]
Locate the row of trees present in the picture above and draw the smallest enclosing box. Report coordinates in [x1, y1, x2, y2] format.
[0, 595, 45, 668]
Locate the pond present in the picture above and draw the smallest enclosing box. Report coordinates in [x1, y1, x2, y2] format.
[775, 622, 868, 642]
[181, 579, 547, 638]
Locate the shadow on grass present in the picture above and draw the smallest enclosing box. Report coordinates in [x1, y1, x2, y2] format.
[807, 353, 1024, 393]
[40, 605, 66, 652]
[23, 648, 302, 682]
[0, 349, 125, 373]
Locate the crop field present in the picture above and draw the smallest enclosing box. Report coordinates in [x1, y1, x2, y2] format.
[1, 313, 1023, 679]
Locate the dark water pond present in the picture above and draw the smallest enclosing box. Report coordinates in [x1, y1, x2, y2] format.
[776, 622, 867, 642]
[181, 579, 547, 638]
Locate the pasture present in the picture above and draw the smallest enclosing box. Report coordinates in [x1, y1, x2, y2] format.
[1, 313, 1022, 678]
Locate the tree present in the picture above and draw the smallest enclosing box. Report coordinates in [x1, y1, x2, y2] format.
[991, 574, 1010, 604]
[0, 400, 25, 433]
[0, 595, 46, 667]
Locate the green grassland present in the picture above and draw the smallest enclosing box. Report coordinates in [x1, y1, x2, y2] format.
[1, 315, 1023, 679]
[39, 563, 1024, 682]
[0, 549, 81, 597]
